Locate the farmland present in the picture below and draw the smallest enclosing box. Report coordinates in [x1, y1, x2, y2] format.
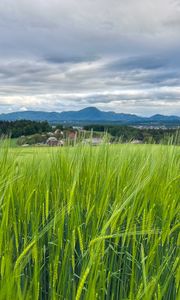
[0, 143, 179, 299]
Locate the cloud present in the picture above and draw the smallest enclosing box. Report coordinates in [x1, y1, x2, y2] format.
[0, 0, 180, 115]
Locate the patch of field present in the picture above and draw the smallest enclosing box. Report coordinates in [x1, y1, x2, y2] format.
[0, 143, 179, 299]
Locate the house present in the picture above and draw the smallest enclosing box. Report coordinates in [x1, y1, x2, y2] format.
[58, 140, 64, 147]
[46, 137, 58, 146]
[83, 137, 103, 146]
[73, 126, 83, 131]
[54, 129, 63, 136]
[131, 140, 143, 144]
[68, 131, 77, 140]
[47, 132, 54, 137]
[54, 129, 60, 135]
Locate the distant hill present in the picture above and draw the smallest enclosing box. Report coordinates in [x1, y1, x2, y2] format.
[0, 107, 180, 125]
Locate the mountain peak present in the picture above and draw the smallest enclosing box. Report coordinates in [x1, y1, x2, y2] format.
[80, 107, 101, 113]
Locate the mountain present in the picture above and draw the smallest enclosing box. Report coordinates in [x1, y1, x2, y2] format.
[148, 114, 180, 122]
[0, 107, 180, 125]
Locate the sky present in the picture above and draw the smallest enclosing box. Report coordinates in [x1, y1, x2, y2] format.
[0, 0, 180, 116]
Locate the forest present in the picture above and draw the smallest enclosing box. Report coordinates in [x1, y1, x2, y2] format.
[0, 120, 51, 138]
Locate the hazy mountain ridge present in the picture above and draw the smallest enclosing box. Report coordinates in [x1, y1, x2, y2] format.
[0, 107, 179, 124]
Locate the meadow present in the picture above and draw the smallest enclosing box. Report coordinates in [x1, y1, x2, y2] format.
[0, 142, 179, 299]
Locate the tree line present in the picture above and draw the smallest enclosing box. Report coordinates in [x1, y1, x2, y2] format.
[0, 120, 51, 138]
[84, 125, 180, 144]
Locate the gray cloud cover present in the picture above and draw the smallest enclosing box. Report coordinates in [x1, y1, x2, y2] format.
[0, 0, 180, 115]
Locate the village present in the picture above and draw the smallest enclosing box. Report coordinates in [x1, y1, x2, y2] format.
[18, 127, 106, 147]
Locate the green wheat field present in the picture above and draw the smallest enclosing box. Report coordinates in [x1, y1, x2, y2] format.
[0, 142, 179, 299]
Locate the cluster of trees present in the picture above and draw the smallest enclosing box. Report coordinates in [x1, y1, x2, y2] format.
[84, 125, 180, 144]
[0, 120, 51, 138]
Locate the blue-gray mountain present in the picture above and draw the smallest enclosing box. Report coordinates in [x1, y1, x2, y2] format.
[0, 107, 179, 125]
